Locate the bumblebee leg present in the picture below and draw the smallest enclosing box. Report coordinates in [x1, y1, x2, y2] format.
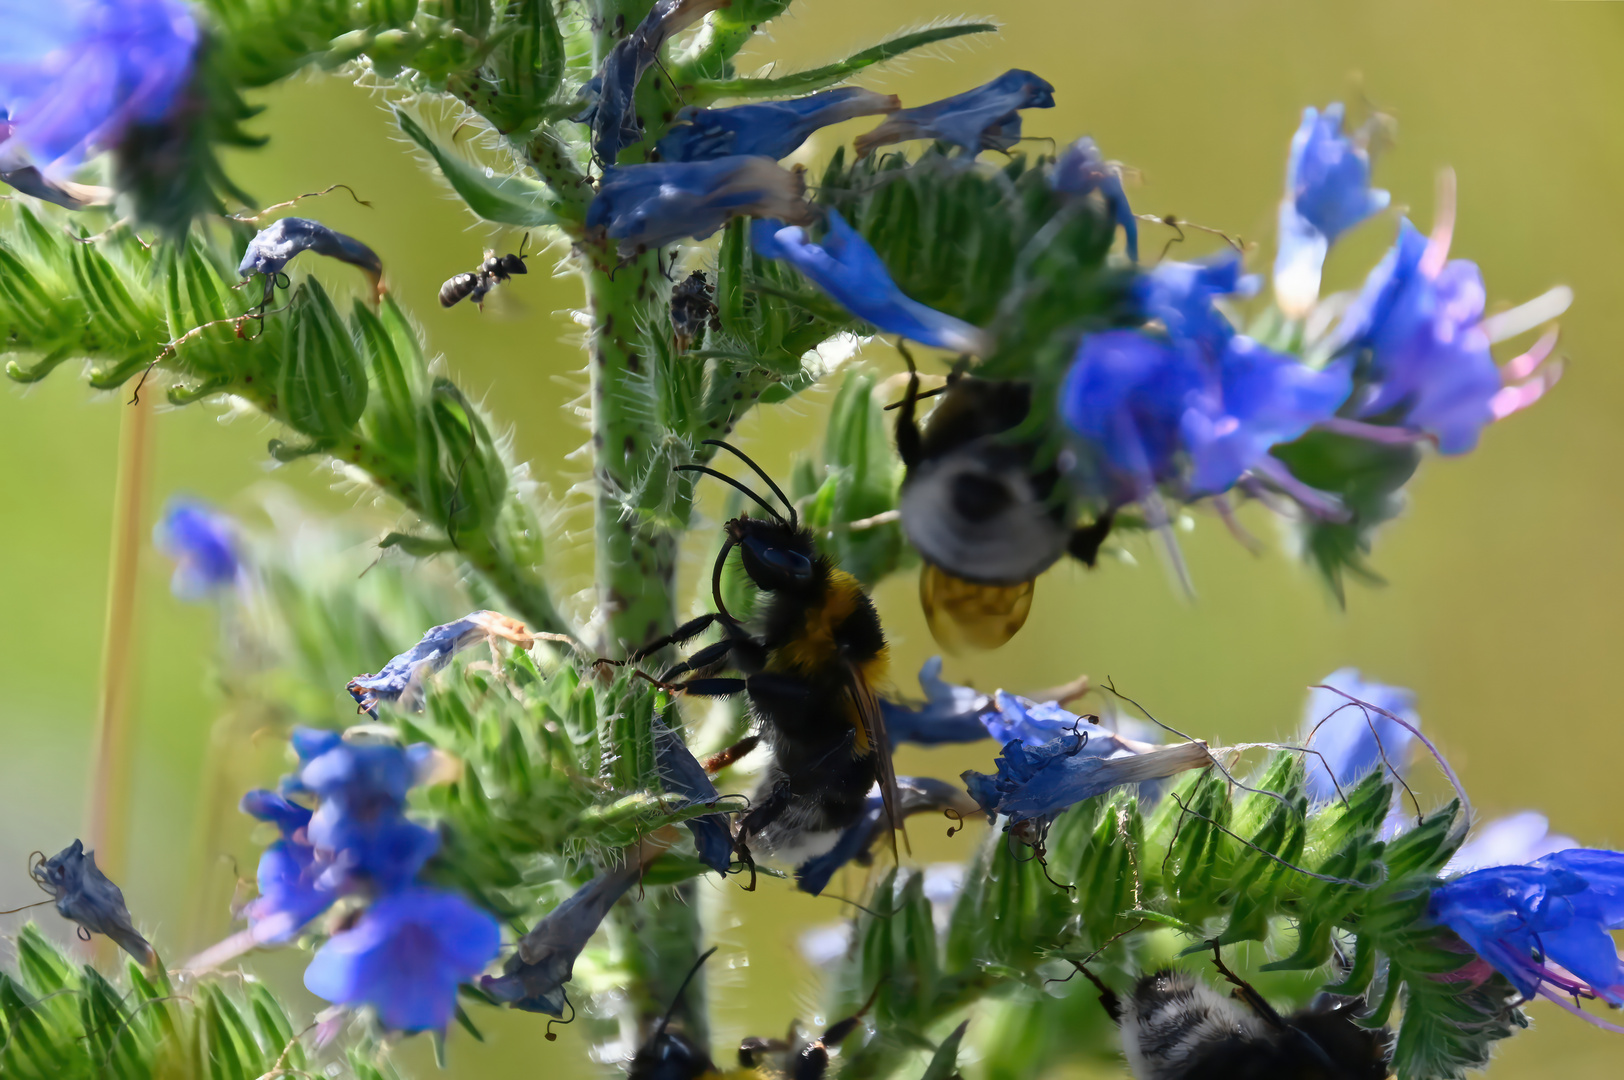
[894, 343, 922, 470]
[1069, 961, 1123, 1025]
[1208, 942, 1288, 1030]
[658, 637, 735, 682]
[1066, 511, 1117, 567]
[738, 780, 793, 842]
[678, 677, 749, 697]
[628, 612, 722, 662]
[703, 734, 760, 773]
[793, 1043, 830, 1080]
[738, 1036, 789, 1068]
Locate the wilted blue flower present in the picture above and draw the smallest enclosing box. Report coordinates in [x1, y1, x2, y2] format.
[1430, 849, 1624, 1012]
[240, 790, 333, 945]
[1329, 216, 1564, 454]
[303, 885, 500, 1032]
[796, 777, 975, 896]
[482, 863, 642, 1016]
[1053, 136, 1138, 262]
[1300, 669, 1419, 805]
[0, 0, 199, 170]
[347, 610, 533, 715]
[854, 69, 1055, 158]
[31, 839, 156, 965]
[1447, 812, 1579, 874]
[651, 716, 733, 874]
[576, 0, 729, 165]
[657, 87, 899, 163]
[1061, 329, 1349, 499]
[1273, 104, 1390, 317]
[238, 217, 385, 307]
[587, 156, 812, 252]
[880, 657, 995, 746]
[963, 736, 1209, 827]
[753, 210, 993, 354]
[153, 498, 240, 600]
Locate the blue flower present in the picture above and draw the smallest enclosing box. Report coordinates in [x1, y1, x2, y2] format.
[347, 610, 534, 715]
[303, 885, 500, 1032]
[30, 840, 156, 965]
[1447, 812, 1579, 874]
[152, 498, 239, 600]
[656, 87, 899, 163]
[962, 736, 1209, 827]
[1327, 217, 1558, 454]
[240, 789, 334, 945]
[880, 658, 995, 746]
[289, 731, 440, 890]
[1429, 849, 1624, 1012]
[1273, 104, 1390, 317]
[1300, 669, 1419, 805]
[238, 217, 384, 306]
[0, 0, 199, 170]
[587, 156, 812, 252]
[854, 69, 1055, 158]
[481, 863, 642, 1016]
[752, 210, 992, 354]
[1052, 136, 1138, 262]
[651, 716, 733, 874]
[1133, 254, 1256, 355]
[795, 777, 975, 896]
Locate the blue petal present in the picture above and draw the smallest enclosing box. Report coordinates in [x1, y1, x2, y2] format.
[1299, 668, 1418, 805]
[656, 87, 898, 163]
[963, 737, 1208, 824]
[753, 209, 991, 354]
[587, 156, 811, 251]
[1285, 104, 1389, 245]
[880, 658, 994, 747]
[1052, 136, 1138, 262]
[796, 797, 885, 896]
[483, 864, 641, 1016]
[346, 613, 507, 715]
[854, 69, 1055, 157]
[651, 716, 733, 873]
[152, 498, 239, 599]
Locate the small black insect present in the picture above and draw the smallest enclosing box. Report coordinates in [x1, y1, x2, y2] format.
[1076, 945, 1393, 1080]
[439, 235, 531, 309]
[670, 270, 721, 353]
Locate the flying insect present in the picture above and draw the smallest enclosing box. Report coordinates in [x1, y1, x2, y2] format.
[631, 947, 877, 1080]
[621, 439, 903, 879]
[439, 235, 531, 309]
[894, 356, 1113, 651]
[1074, 945, 1393, 1080]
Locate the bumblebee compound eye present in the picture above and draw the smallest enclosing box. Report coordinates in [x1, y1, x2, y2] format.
[739, 532, 814, 588]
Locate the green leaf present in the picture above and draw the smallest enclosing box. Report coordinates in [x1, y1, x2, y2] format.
[395, 109, 572, 228]
[919, 1019, 970, 1080]
[686, 21, 999, 105]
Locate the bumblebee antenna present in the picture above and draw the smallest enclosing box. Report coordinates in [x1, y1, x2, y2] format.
[710, 537, 743, 632]
[654, 946, 719, 1041]
[701, 440, 797, 527]
[676, 465, 786, 524]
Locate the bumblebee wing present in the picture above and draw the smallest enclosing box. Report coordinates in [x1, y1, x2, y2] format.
[843, 658, 909, 858]
[919, 563, 1035, 652]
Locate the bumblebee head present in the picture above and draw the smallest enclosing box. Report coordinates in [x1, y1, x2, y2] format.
[628, 1027, 716, 1080]
[728, 515, 818, 595]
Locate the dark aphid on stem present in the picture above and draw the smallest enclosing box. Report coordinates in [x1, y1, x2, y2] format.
[894, 351, 1113, 652]
[439, 234, 531, 309]
[616, 439, 904, 885]
[631, 946, 878, 1080]
[1075, 945, 1392, 1080]
[669, 270, 720, 353]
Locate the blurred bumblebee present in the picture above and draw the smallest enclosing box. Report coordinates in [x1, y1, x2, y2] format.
[623, 439, 902, 877]
[438, 235, 531, 309]
[1075, 946, 1393, 1080]
[631, 947, 876, 1080]
[894, 358, 1113, 651]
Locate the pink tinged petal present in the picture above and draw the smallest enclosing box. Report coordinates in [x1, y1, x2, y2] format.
[1490, 361, 1564, 421]
[1501, 329, 1560, 383]
[1418, 167, 1456, 280]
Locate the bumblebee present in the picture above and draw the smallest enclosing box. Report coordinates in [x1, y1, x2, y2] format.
[1076, 946, 1393, 1080]
[894, 359, 1113, 651]
[632, 948, 875, 1080]
[626, 440, 902, 875]
[438, 236, 530, 309]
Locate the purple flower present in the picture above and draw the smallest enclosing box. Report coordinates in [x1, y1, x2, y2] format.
[1133, 254, 1256, 355]
[1060, 330, 1348, 499]
[752, 210, 993, 354]
[651, 716, 733, 874]
[30, 839, 156, 965]
[962, 736, 1209, 827]
[482, 863, 641, 1016]
[303, 885, 500, 1032]
[0, 0, 199, 171]
[880, 658, 995, 746]
[587, 156, 813, 252]
[240, 790, 333, 945]
[1429, 849, 1624, 1017]
[1052, 136, 1137, 262]
[346, 610, 534, 715]
[153, 498, 239, 600]
[1329, 215, 1563, 454]
[656, 87, 899, 163]
[1447, 812, 1579, 874]
[1273, 104, 1390, 317]
[237, 217, 384, 306]
[1300, 669, 1418, 805]
[854, 69, 1055, 158]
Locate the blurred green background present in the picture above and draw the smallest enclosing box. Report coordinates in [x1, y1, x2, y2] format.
[3, 0, 1622, 1075]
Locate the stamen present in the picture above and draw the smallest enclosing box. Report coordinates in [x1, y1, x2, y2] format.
[1419, 167, 1456, 279]
[1481, 288, 1572, 345]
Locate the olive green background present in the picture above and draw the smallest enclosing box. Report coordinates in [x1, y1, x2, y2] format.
[2, 0, 1621, 1075]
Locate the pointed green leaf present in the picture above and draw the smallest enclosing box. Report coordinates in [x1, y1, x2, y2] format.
[396, 109, 571, 228]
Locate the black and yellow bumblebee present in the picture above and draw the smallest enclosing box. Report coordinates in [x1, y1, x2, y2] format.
[1075, 946, 1393, 1080]
[894, 358, 1114, 651]
[631, 948, 875, 1080]
[626, 439, 902, 875]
